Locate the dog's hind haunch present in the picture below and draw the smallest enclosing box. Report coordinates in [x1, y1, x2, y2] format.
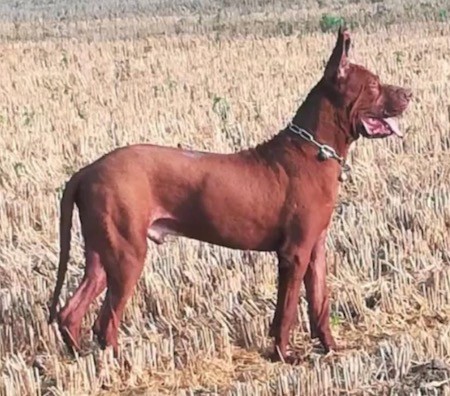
[48, 27, 411, 362]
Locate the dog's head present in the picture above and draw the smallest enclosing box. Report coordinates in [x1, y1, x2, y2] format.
[322, 27, 412, 139]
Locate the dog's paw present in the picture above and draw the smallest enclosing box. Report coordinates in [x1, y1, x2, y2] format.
[268, 347, 303, 365]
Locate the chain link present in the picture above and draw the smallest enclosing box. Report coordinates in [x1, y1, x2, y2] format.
[287, 122, 351, 182]
[288, 122, 344, 164]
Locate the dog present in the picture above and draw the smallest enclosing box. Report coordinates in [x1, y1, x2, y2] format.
[48, 27, 411, 362]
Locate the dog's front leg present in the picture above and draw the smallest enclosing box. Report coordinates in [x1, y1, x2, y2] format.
[269, 243, 313, 362]
[304, 229, 337, 353]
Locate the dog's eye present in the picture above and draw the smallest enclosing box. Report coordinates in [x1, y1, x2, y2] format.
[368, 80, 379, 93]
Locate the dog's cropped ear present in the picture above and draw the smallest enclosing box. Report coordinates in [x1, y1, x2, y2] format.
[324, 25, 351, 81]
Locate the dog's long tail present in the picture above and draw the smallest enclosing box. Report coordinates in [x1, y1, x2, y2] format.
[48, 171, 82, 324]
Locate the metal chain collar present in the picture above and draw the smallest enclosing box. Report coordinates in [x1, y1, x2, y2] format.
[288, 122, 351, 182]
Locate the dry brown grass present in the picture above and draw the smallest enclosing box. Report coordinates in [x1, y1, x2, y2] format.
[1, 3, 450, 395]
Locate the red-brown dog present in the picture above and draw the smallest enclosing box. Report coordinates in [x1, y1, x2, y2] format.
[49, 27, 411, 361]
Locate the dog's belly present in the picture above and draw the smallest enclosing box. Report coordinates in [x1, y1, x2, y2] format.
[147, 216, 278, 251]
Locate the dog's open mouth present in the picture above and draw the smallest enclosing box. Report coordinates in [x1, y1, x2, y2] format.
[361, 117, 402, 138]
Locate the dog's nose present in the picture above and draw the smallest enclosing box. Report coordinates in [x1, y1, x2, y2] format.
[402, 88, 413, 101]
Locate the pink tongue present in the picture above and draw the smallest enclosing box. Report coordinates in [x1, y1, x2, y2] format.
[362, 117, 402, 137]
[384, 117, 402, 137]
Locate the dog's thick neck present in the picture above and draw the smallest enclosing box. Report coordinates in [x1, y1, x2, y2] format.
[289, 81, 355, 160]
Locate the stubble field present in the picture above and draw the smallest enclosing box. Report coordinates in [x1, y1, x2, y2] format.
[1, 1, 450, 395]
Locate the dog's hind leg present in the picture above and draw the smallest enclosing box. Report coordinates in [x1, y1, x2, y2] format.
[304, 230, 337, 352]
[93, 254, 145, 355]
[57, 249, 107, 352]
[92, 230, 147, 356]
